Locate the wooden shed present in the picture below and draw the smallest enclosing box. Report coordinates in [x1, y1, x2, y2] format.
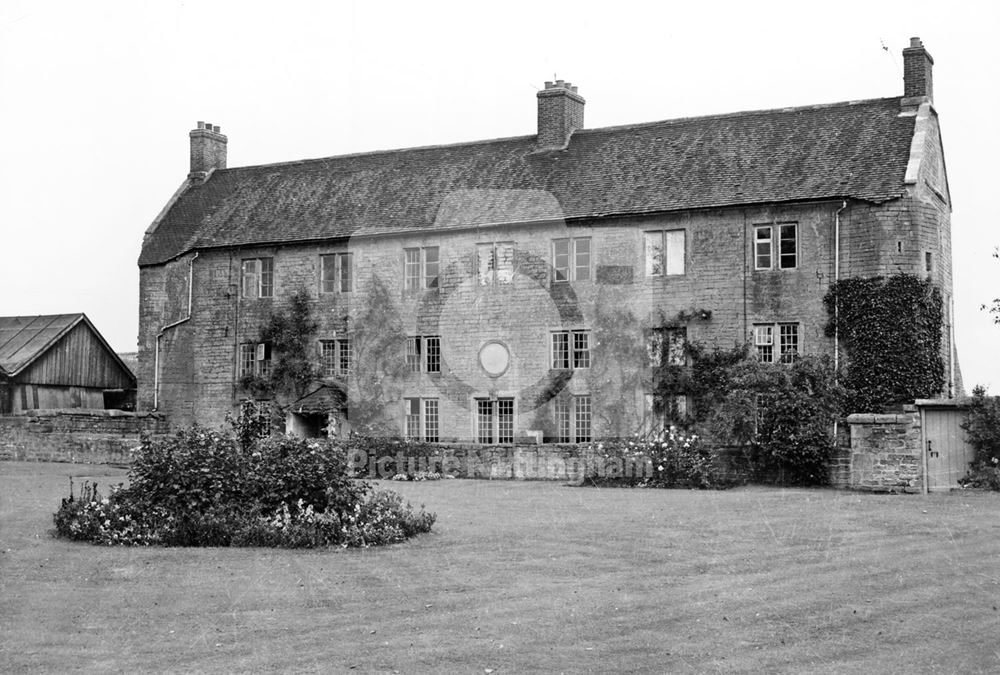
[0, 314, 136, 413]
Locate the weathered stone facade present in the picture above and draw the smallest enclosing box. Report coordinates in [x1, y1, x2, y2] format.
[137, 39, 957, 442]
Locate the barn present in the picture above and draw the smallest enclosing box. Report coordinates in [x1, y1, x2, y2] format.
[0, 314, 136, 413]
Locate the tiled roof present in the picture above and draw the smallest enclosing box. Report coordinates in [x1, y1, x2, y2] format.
[0, 314, 85, 375]
[139, 97, 916, 266]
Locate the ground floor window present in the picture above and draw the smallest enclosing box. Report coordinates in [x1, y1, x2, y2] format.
[753, 322, 799, 364]
[404, 398, 439, 442]
[554, 394, 592, 443]
[475, 397, 514, 444]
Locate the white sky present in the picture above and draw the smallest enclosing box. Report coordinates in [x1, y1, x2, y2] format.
[1, 0, 998, 391]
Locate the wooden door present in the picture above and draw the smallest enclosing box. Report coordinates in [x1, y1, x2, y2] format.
[924, 407, 976, 491]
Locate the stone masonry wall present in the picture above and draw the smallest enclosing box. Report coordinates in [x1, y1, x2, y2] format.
[0, 411, 168, 464]
[140, 200, 846, 438]
[845, 411, 923, 492]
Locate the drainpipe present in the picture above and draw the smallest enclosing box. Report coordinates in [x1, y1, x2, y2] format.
[833, 201, 847, 445]
[153, 252, 199, 410]
[833, 200, 847, 375]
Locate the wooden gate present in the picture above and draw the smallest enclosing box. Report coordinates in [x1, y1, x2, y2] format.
[918, 400, 976, 492]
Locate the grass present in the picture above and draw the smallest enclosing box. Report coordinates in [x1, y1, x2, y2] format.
[2, 461, 999, 673]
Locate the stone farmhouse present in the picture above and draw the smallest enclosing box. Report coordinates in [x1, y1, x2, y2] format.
[138, 38, 956, 443]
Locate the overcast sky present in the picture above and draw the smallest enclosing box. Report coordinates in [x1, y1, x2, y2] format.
[1, 0, 998, 392]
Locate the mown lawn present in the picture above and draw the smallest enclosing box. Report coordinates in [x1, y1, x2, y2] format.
[1, 461, 999, 673]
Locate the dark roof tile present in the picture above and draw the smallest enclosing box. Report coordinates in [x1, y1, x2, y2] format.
[140, 97, 915, 266]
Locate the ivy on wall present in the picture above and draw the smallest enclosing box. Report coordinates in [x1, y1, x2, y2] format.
[823, 274, 944, 412]
[240, 288, 321, 402]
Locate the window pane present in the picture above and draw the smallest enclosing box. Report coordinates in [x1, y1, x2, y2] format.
[754, 325, 774, 363]
[574, 238, 590, 281]
[320, 255, 336, 293]
[240, 344, 256, 376]
[645, 232, 663, 276]
[423, 399, 439, 442]
[406, 336, 421, 372]
[259, 258, 274, 297]
[404, 249, 420, 290]
[405, 398, 420, 438]
[779, 324, 798, 364]
[552, 332, 569, 369]
[496, 242, 515, 284]
[476, 399, 493, 444]
[477, 243, 495, 286]
[424, 247, 439, 289]
[665, 231, 685, 275]
[666, 327, 686, 366]
[555, 397, 571, 443]
[573, 330, 590, 369]
[242, 260, 259, 298]
[647, 330, 664, 368]
[497, 399, 514, 444]
[425, 336, 441, 373]
[338, 339, 352, 374]
[340, 253, 353, 293]
[553, 239, 570, 282]
[779, 224, 796, 269]
[575, 395, 592, 443]
[320, 340, 336, 377]
[755, 227, 772, 269]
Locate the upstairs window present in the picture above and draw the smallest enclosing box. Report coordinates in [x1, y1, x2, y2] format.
[754, 224, 797, 270]
[645, 230, 685, 276]
[648, 327, 687, 367]
[405, 336, 441, 373]
[477, 242, 515, 285]
[552, 237, 591, 283]
[404, 246, 439, 290]
[242, 258, 274, 298]
[320, 338, 352, 377]
[320, 253, 353, 293]
[239, 342, 272, 377]
[552, 330, 590, 369]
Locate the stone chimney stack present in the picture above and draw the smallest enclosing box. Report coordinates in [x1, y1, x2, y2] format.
[189, 121, 227, 181]
[902, 37, 933, 103]
[536, 80, 585, 150]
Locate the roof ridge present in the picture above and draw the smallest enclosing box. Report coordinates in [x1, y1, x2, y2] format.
[219, 134, 537, 173]
[573, 96, 901, 136]
[215, 97, 899, 174]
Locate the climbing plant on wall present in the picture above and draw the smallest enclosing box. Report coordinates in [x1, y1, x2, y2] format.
[346, 274, 409, 434]
[241, 287, 321, 405]
[823, 274, 944, 412]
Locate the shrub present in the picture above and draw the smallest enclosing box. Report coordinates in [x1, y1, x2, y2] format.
[707, 355, 843, 485]
[959, 387, 1000, 490]
[53, 428, 435, 548]
[585, 429, 726, 489]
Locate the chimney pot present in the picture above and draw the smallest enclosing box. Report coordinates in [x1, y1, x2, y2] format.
[213, 125, 221, 133]
[910, 37, 922, 48]
[197, 121, 206, 129]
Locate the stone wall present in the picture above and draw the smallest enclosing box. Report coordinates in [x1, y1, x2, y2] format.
[140, 200, 847, 438]
[844, 411, 923, 492]
[0, 411, 168, 464]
